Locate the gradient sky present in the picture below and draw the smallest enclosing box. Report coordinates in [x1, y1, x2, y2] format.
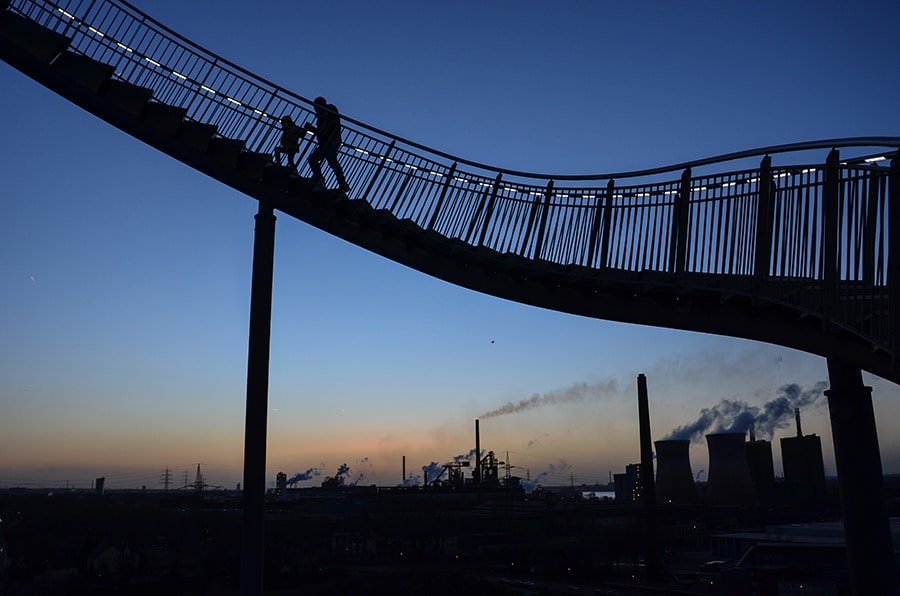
[2, 1, 900, 490]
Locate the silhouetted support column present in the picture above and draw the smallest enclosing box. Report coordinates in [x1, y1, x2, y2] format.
[637, 374, 663, 581]
[825, 358, 896, 595]
[242, 199, 276, 596]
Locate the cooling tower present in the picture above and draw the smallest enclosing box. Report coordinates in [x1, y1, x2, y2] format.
[654, 439, 699, 504]
[705, 432, 758, 508]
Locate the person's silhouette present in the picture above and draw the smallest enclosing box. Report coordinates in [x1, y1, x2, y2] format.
[274, 115, 304, 170]
[304, 97, 350, 192]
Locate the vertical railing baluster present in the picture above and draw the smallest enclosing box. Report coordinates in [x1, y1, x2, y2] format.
[387, 167, 415, 214]
[754, 156, 774, 286]
[532, 181, 554, 260]
[586, 181, 607, 268]
[464, 175, 495, 244]
[669, 168, 691, 275]
[863, 170, 882, 286]
[597, 179, 615, 269]
[477, 174, 503, 247]
[426, 162, 457, 232]
[518, 181, 551, 257]
[360, 140, 396, 202]
[888, 155, 900, 372]
[823, 149, 840, 324]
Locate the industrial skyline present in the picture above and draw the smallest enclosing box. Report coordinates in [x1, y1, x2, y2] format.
[3, 0, 900, 491]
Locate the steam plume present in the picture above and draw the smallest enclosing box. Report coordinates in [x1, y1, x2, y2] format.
[286, 467, 321, 485]
[664, 381, 827, 443]
[421, 461, 443, 485]
[480, 380, 618, 419]
[415, 450, 483, 486]
[520, 460, 571, 493]
[319, 463, 366, 488]
[454, 448, 480, 463]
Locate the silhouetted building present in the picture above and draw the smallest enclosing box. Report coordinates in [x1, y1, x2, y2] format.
[654, 439, 699, 504]
[705, 433, 758, 508]
[746, 438, 776, 504]
[275, 472, 287, 500]
[781, 433, 826, 503]
[614, 463, 642, 502]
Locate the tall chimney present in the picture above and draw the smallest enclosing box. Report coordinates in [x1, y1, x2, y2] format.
[654, 439, 699, 504]
[705, 432, 758, 508]
[637, 374, 663, 580]
[474, 418, 481, 485]
[795, 407, 803, 437]
[402, 456, 406, 484]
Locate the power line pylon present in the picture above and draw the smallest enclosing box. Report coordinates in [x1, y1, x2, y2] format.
[193, 463, 207, 492]
[161, 466, 173, 491]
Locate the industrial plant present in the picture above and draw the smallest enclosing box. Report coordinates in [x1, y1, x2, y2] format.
[3, 391, 899, 595]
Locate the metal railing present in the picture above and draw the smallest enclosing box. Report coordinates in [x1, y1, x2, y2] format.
[6, 0, 899, 353]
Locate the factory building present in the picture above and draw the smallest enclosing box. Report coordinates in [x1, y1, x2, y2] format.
[746, 428, 776, 505]
[781, 409, 826, 504]
[614, 463, 643, 502]
[704, 432, 758, 508]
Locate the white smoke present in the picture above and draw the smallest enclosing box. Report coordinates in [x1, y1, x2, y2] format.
[665, 381, 828, 443]
[479, 380, 619, 419]
[520, 460, 571, 493]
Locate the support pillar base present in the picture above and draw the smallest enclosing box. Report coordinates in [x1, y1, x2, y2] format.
[825, 358, 895, 594]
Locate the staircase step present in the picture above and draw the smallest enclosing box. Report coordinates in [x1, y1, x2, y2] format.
[52, 51, 114, 91]
[103, 79, 153, 116]
[209, 137, 246, 167]
[261, 164, 295, 191]
[142, 102, 186, 136]
[238, 151, 272, 179]
[0, 12, 70, 63]
[178, 121, 217, 152]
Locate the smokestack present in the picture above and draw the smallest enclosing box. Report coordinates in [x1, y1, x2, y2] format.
[474, 418, 481, 485]
[636, 374, 663, 580]
[654, 440, 699, 504]
[637, 375, 656, 503]
[402, 456, 406, 484]
[705, 432, 758, 508]
[795, 407, 803, 437]
[749, 425, 756, 443]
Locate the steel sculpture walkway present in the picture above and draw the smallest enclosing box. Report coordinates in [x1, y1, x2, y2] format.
[5, 2, 900, 594]
[1, 0, 899, 385]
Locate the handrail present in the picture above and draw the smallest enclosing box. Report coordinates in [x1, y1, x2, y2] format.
[3, 0, 897, 361]
[95, 6, 900, 181]
[10, 0, 898, 184]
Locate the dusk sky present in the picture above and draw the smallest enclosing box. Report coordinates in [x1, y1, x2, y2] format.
[2, 1, 900, 491]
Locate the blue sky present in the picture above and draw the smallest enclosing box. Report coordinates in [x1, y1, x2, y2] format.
[2, 0, 899, 490]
